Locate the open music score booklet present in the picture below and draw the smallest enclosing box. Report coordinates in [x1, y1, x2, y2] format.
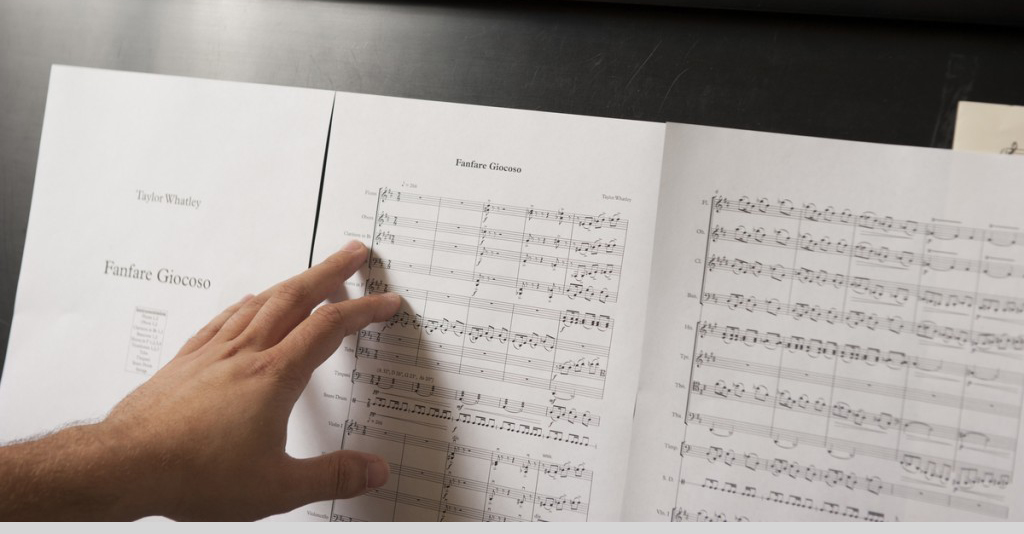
[4, 67, 1024, 522]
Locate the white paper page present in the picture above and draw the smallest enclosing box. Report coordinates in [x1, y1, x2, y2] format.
[953, 101, 1024, 156]
[0, 67, 333, 443]
[624, 124, 1024, 521]
[288, 92, 665, 521]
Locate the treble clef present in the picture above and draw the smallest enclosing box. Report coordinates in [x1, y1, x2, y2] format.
[697, 322, 711, 337]
[709, 226, 726, 242]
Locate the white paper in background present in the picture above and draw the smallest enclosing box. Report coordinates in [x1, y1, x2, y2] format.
[624, 124, 1024, 521]
[0, 67, 333, 443]
[285, 92, 666, 521]
[953, 101, 1024, 156]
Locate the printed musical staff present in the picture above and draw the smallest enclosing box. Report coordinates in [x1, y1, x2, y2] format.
[366, 282, 614, 331]
[357, 333, 607, 399]
[685, 410, 1011, 486]
[379, 188, 627, 231]
[677, 477, 886, 522]
[375, 217, 626, 264]
[710, 225, 1024, 278]
[689, 378, 1018, 452]
[696, 322, 1024, 387]
[701, 291, 1024, 351]
[368, 312, 609, 357]
[344, 422, 594, 481]
[361, 392, 593, 446]
[340, 422, 593, 522]
[712, 196, 1024, 247]
[679, 442, 1007, 517]
[707, 255, 1024, 313]
[352, 371, 601, 427]
[369, 257, 618, 303]
[673, 194, 1024, 522]
[694, 351, 1019, 417]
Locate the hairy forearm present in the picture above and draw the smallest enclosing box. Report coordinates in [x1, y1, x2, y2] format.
[0, 423, 160, 520]
[0, 244, 396, 521]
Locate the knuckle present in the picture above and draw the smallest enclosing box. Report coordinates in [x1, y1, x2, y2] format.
[249, 349, 307, 390]
[290, 323, 322, 353]
[220, 338, 246, 359]
[271, 367, 304, 391]
[247, 351, 289, 380]
[246, 293, 270, 309]
[313, 303, 350, 331]
[275, 279, 311, 305]
[193, 322, 217, 339]
[332, 456, 361, 497]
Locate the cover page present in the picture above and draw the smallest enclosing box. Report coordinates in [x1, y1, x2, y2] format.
[0, 67, 334, 441]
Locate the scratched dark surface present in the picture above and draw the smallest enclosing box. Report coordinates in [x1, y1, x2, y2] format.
[1, 0, 1023, 380]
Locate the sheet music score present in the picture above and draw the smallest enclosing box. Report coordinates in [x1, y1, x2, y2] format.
[688, 196, 1023, 521]
[287, 92, 665, 522]
[330, 189, 633, 521]
[624, 124, 1024, 521]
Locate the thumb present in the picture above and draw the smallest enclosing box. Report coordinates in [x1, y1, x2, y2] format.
[286, 451, 390, 504]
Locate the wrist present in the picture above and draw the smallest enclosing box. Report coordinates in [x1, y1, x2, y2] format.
[83, 419, 178, 520]
[64, 422, 161, 520]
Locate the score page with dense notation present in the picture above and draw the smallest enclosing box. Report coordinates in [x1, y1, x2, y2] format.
[283, 92, 666, 521]
[625, 124, 1024, 521]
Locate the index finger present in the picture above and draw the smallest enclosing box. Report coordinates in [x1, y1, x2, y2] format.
[271, 292, 402, 379]
[240, 240, 370, 348]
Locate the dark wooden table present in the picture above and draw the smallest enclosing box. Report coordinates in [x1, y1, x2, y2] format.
[2, 0, 1023, 379]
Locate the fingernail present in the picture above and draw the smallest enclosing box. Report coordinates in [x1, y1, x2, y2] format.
[342, 240, 365, 253]
[239, 293, 254, 303]
[383, 292, 402, 305]
[367, 458, 390, 489]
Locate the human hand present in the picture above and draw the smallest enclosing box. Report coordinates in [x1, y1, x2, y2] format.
[95, 240, 400, 520]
